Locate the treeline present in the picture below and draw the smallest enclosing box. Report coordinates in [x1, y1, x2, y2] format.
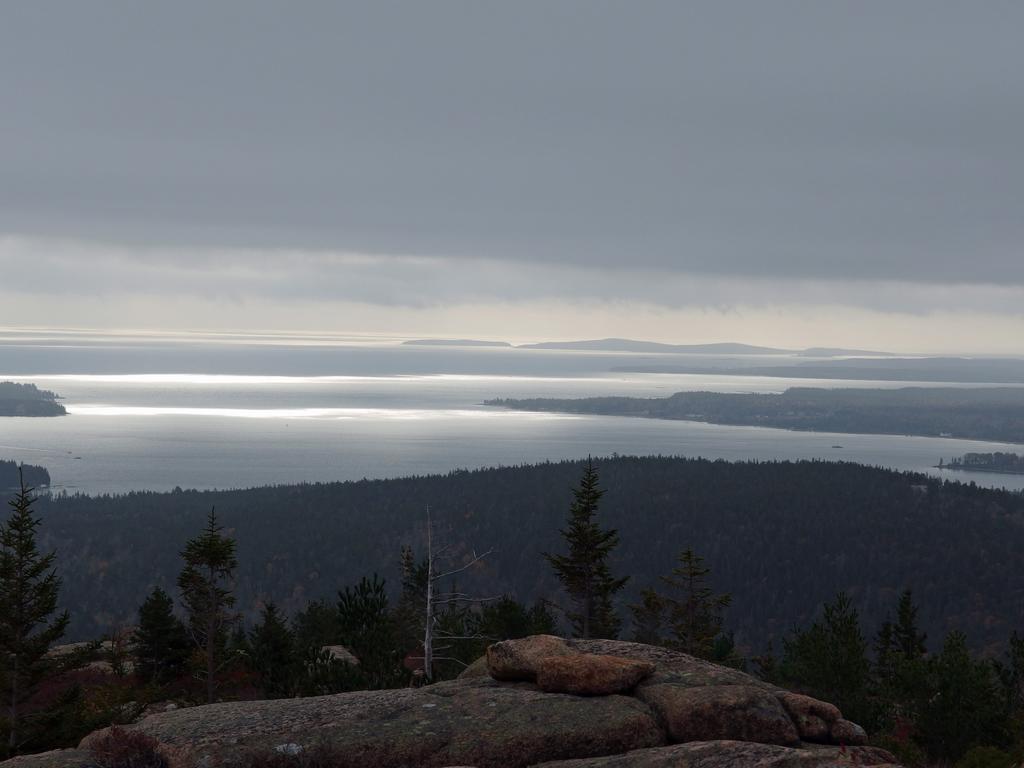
[35, 457, 1024, 650]
[943, 452, 1024, 475]
[0, 381, 66, 417]
[486, 386, 1024, 443]
[0, 461, 50, 490]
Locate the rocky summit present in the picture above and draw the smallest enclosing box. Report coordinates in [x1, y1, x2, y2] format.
[3, 637, 899, 768]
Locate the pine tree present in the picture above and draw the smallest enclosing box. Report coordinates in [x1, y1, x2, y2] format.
[249, 603, 295, 699]
[544, 459, 628, 639]
[336, 574, 400, 688]
[893, 589, 927, 661]
[134, 586, 190, 686]
[0, 470, 69, 755]
[660, 549, 732, 659]
[177, 508, 238, 703]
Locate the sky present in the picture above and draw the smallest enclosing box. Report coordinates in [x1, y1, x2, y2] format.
[1, 2, 1022, 352]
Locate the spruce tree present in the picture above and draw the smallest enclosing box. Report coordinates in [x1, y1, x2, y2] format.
[0, 470, 69, 755]
[660, 549, 731, 659]
[629, 588, 667, 646]
[544, 459, 627, 639]
[249, 603, 295, 699]
[177, 508, 238, 703]
[134, 586, 190, 686]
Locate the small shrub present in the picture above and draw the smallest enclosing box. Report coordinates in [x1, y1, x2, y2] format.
[87, 727, 169, 768]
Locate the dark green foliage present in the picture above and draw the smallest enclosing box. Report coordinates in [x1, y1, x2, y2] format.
[629, 588, 667, 646]
[292, 599, 341, 652]
[176, 508, 238, 703]
[336, 575, 402, 689]
[874, 590, 929, 729]
[628, 549, 733, 661]
[474, 597, 556, 642]
[249, 604, 295, 699]
[780, 592, 873, 727]
[954, 746, 1016, 768]
[392, 546, 428, 657]
[544, 460, 627, 639]
[0, 473, 69, 755]
[133, 588, 189, 686]
[917, 631, 1008, 762]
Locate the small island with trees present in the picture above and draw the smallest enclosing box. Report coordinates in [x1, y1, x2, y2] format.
[0, 381, 66, 417]
[0, 460, 51, 491]
[939, 451, 1024, 475]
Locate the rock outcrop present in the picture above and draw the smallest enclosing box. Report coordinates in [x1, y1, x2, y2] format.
[2, 636, 895, 768]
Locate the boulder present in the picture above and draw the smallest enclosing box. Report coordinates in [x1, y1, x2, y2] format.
[636, 685, 799, 746]
[558, 639, 866, 749]
[531, 740, 901, 767]
[776, 693, 840, 743]
[487, 635, 574, 681]
[829, 719, 869, 746]
[536, 654, 656, 696]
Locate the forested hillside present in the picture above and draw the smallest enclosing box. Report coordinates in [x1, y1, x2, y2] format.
[33, 457, 1024, 650]
[0, 381, 66, 416]
[487, 387, 1024, 443]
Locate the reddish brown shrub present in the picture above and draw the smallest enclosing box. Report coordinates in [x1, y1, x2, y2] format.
[87, 727, 169, 768]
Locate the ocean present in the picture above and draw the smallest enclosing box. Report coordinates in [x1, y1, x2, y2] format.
[2, 331, 1022, 495]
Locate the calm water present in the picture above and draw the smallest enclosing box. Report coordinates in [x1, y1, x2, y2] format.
[2, 333, 1022, 495]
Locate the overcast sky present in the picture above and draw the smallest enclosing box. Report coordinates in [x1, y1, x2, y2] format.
[1, 2, 1022, 351]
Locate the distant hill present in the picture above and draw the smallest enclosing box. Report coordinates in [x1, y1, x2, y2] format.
[517, 338, 791, 354]
[29, 457, 1024, 651]
[615, 356, 1024, 384]
[0, 381, 66, 417]
[0, 460, 51, 490]
[402, 339, 513, 348]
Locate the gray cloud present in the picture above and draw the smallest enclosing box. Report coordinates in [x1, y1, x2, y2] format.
[2, 2, 1023, 286]
[4, 237, 1024, 319]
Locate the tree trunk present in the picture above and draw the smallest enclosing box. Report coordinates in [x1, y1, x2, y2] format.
[8, 654, 18, 753]
[423, 508, 434, 681]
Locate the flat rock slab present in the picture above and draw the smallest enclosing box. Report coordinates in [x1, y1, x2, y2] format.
[0, 750, 90, 768]
[531, 740, 902, 767]
[85, 677, 665, 768]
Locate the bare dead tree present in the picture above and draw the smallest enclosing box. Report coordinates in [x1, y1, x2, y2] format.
[419, 505, 497, 681]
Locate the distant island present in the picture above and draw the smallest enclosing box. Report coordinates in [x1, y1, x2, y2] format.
[516, 338, 791, 354]
[402, 339, 513, 347]
[0, 459, 51, 490]
[485, 386, 1024, 444]
[0, 381, 66, 417]
[940, 452, 1024, 475]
